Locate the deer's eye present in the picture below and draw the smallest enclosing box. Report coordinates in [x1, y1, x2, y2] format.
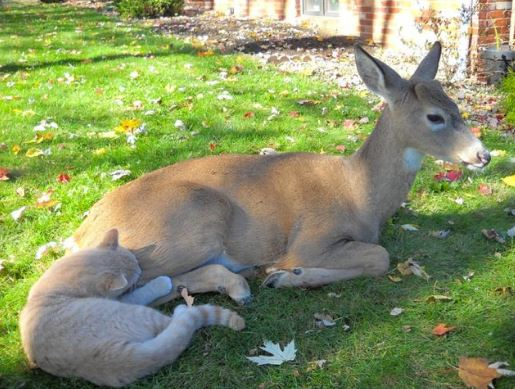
[427, 114, 445, 125]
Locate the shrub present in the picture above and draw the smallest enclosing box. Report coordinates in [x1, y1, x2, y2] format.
[502, 71, 515, 124]
[116, 0, 184, 18]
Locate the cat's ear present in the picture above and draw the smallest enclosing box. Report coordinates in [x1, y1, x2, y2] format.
[97, 229, 119, 250]
[102, 272, 128, 293]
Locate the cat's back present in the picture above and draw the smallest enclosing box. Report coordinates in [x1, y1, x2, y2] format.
[21, 295, 170, 374]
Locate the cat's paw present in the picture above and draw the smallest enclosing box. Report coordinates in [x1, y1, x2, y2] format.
[173, 304, 189, 315]
[149, 276, 173, 296]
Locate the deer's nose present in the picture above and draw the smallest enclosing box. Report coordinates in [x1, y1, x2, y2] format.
[477, 150, 491, 166]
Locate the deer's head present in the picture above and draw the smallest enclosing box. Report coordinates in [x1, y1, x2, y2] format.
[354, 42, 490, 171]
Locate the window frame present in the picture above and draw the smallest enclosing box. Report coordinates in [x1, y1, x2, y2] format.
[302, 0, 339, 17]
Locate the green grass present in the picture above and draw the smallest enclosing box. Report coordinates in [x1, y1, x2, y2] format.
[1, 2, 514, 388]
[502, 71, 515, 124]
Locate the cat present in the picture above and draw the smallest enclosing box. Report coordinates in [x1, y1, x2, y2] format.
[19, 229, 245, 387]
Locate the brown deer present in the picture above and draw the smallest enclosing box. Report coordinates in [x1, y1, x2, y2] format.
[74, 42, 490, 305]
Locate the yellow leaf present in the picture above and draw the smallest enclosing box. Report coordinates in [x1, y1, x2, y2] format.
[93, 148, 106, 155]
[462, 112, 470, 119]
[115, 119, 141, 133]
[35, 199, 59, 208]
[25, 148, 43, 157]
[501, 175, 515, 187]
[12, 144, 21, 155]
[388, 275, 402, 283]
[36, 132, 54, 143]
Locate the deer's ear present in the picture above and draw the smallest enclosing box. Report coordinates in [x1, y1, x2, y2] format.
[411, 41, 441, 81]
[354, 44, 404, 104]
[97, 229, 119, 250]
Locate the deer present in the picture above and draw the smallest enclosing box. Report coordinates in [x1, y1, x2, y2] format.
[73, 42, 490, 306]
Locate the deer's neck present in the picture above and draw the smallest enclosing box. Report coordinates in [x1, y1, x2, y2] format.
[350, 109, 421, 225]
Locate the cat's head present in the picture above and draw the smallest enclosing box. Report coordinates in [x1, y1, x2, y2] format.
[32, 229, 141, 299]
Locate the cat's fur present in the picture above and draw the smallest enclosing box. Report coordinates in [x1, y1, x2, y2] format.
[19, 229, 245, 387]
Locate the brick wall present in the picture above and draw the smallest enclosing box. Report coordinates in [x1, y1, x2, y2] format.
[185, 0, 514, 81]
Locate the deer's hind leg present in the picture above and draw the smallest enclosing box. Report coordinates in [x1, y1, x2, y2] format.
[150, 264, 252, 307]
[262, 241, 389, 288]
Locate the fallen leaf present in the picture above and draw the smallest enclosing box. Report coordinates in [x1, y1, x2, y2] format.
[297, 99, 317, 106]
[115, 119, 142, 133]
[180, 287, 194, 307]
[501, 175, 515, 187]
[490, 149, 506, 157]
[397, 258, 430, 280]
[174, 119, 187, 131]
[35, 241, 59, 260]
[470, 127, 482, 138]
[390, 307, 404, 316]
[481, 229, 505, 244]
[401, 224, 418, 231]
[458, 357, 500, 389]
[494, 286, 513, 296]
[110, 169, 131, 181]
[463, 271, 475, 282]
[314, 313, 336, 328]
[488, 361, 515, 377]
[388, 275, 402, 283]
[197, 50, 214, 57]
[431, 230, 450, 239]
[327, 292, 341, 298]
[259, 148, 278, 155]
[12, 144, 21, 155]
[246, 340, 296, 366]
[335, 144, 346, 153]
[343, 119, 355, 129]
[209, 142, 217, 152]
[243, 111, 255, 118]
[306, 359, 327, 371]
[11, 206, 27, 221]
[507, 226, 515, 238]
[432, 323, 456, 336]
[25, 148, 44, 158]
[478, 183, 493, 196]
[426, 295, 453, 303]
[434, 170, 462, 182]
[57, 173, 71, 184]
[288, 111, 300, 118]
[0, 167, 10, 181]
[16, 187, 25, 197]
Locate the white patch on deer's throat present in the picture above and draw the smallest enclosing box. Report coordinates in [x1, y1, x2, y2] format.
[403, 148, 424, 172]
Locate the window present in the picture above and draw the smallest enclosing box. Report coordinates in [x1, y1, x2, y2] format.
[303, 0, 339, 16]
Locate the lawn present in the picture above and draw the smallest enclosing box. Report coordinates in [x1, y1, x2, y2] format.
[0, 2, 514, 389]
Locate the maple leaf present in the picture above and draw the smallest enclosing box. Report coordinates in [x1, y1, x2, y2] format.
[57, 173, 71, 184]
[432, 323, 456, 336]
[478, 183, 493, 196]
[0, 167, 10, 181]
[434, 170, 462, 182]
[246, 340, 296, 366]
[458, 357, 500, 389]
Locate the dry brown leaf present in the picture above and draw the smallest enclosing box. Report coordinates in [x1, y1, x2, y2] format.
[481, 229, 505, 244]
[432, 323, 456, 336]
[426, 295, 453, 303]
[458, 357, 501, 389]
[180, 287, 194, 307]
[388, 275, 402, 283]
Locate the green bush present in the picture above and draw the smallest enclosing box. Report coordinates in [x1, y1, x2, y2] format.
[502, 71, 515, 124]
[116, 0, 184, 18]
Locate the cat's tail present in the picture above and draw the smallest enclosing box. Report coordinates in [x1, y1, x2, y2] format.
[173, 304, 245, 331]
[133, 305, 244, 372]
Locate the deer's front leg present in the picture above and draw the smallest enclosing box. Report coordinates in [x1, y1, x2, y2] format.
[262, 241, 389, 288]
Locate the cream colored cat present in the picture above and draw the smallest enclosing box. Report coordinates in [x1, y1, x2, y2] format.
[19, 229, 245, 387]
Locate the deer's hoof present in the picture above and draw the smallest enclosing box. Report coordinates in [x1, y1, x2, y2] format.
[262, 270, 288, 288]
[236, 295, 253, 306]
